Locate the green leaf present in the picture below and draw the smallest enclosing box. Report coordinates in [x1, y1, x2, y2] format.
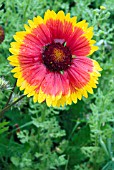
[11, 157, 20, 167]
[0, 121, 9, 134]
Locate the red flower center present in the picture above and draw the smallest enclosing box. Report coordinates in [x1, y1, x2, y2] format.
[42, 42, 72, 72]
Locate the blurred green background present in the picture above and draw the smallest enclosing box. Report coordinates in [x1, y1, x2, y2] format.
[0, 0, 114, 169]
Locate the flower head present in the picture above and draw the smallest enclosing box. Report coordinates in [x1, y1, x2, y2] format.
[0, 26, 5, 44]
[8, 10, 102, 107]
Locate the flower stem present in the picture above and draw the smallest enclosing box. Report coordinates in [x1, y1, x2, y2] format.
[68, 122, 80, 140]
[5, 80, 17, 107]
[41, 104, 47, 122]
[0, 94, 25, 119]
[11, 121, 33, 134]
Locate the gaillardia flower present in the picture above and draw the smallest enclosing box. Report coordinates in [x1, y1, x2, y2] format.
[8, 10, 102, 107]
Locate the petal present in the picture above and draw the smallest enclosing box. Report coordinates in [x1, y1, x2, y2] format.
[32, 23, 52, 44]
[28, 16, 43, 29]
[67, 27, 91, 56]
[21, 63, 47, 87]
[19, 44, 41, 58]
[72, 56, 93, 72]
[67, 65, 90, 89]
[40, 71, 70, 97]
[44, 10, 57, 23]
[46, 19, 64, 40]
[23, 34, 43, 50]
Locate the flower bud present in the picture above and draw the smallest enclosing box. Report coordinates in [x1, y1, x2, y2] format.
[100, 6, 106, 10]
[0, 77, 9, 90]
[0, 26, 5, 44]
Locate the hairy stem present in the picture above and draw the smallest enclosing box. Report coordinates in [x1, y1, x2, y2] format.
[0, 95, 25, 118]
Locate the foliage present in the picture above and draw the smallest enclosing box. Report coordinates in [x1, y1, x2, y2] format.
[0, 0, 114, 170]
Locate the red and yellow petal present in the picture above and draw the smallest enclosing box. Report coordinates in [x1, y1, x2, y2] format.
[55, 59, 102, 107]
[44, 10, 77, 26]
[33, 57, 102, 107]
[8, 56, 102, 107]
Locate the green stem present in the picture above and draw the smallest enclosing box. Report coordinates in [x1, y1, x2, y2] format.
[11, 121, 33, 133]
[68, 122, 80, 141]
[41, 103, 47, 122]
[5, 80, 17, 107]
[65, 155, 69, 170]
[0, 94, 25, 118]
